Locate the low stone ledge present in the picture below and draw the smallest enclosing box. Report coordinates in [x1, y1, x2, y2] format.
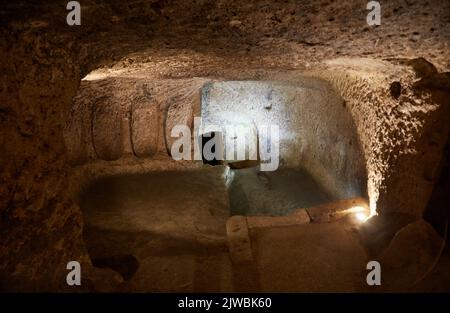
[246, 209, 310, 229]
[306, 197, 369, 223]
[226, 215, 254, 265]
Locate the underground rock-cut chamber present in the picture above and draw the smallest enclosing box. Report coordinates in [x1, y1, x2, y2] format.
[67, 78, 368, 289]
[199, 80, 367, 215]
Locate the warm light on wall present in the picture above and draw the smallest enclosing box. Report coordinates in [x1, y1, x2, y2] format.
[355, 212, 369, 222]
[347, 205, 370, 223]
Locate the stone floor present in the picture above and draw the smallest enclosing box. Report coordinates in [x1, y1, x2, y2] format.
[229, 167, 332, 216]
[80, 168, 233, 292]
[79, 167, 450, 292]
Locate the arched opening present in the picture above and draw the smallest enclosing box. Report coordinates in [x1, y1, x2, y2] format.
[62, 75, 370, 291]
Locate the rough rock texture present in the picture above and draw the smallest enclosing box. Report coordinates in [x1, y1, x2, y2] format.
[309, 58, 450, 215]
[424, 129, 450, 242]
[377, 219, 445, 291]
[0, 26, 88, 291]
[1, 0, 450, 290]
[202, 80, 367, 199]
